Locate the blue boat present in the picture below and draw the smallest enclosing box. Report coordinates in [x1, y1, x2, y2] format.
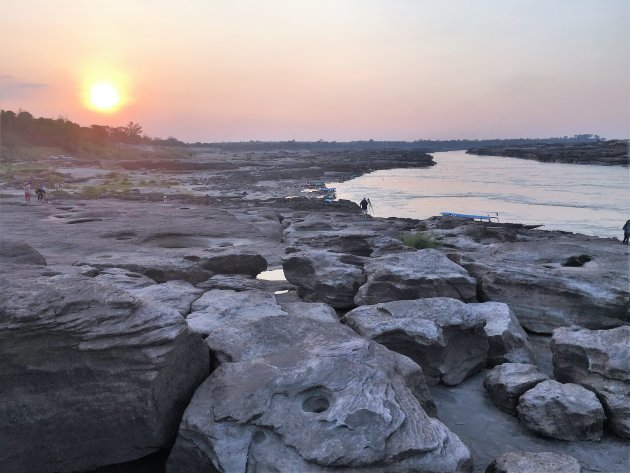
[441, 212, 499, 222]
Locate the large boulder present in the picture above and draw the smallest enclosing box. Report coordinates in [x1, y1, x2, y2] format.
[167, 328, 472, 473]
[282, 250, 366, 308]
[192, 248, 268, 276]
[0, 239, 47, 265]
[485, 451, 582, 473]
[343, 298, 488, 385]
[186, 289, 287, 337]
[0, 266, 210, 473]
[552, 325, 630, 438]
[279, 301, 339, 323]
[517, 380, 605, 441]
[202, 315, 436, 415]
[483, 363, 549, 415]
[354, 250, 477, 306]
[469, 302, 532, 366]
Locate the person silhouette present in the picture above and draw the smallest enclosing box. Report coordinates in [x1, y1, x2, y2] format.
[623, 219, 630, 245]
[360, 197, 369, 218]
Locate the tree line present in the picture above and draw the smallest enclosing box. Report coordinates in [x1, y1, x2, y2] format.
[0, 109, 184, 152]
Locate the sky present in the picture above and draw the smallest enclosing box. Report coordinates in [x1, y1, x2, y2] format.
[1, 0, 628, 142]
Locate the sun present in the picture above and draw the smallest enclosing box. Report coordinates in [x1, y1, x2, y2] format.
[90, 82, 120, 111]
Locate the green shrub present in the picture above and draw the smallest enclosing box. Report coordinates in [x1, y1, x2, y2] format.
[401, 232, 441, 249]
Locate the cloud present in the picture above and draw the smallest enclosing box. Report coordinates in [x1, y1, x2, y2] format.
[0, 74, 48, 94]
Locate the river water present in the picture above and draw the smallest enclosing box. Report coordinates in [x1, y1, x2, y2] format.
[328, 150, 629, 238]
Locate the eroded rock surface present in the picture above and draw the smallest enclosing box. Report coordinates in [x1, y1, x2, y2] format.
[355, 250, 477, 305]
[517, 380, 605, 441]
[0, 265, 210, 473]
[130, 280, 204, 316]
[552, 325, 630, 438]
[343, 298, 488, 385]
[167, 326, 471, 473]
[0, 239, 47, 265]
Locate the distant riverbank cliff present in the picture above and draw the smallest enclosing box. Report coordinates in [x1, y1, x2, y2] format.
[467, 140, 628, 166]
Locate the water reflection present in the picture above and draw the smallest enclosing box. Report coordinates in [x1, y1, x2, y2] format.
[329, 151, 630, 238]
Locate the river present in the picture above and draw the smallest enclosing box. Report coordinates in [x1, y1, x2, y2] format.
[328, 150, 630, 238]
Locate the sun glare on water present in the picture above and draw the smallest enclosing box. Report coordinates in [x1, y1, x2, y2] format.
[90, 82, 120, 111]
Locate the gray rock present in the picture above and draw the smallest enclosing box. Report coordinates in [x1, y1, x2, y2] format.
[0, 239, 47, 265]
[517, 380, 605, 441]
[354, 250, 477, 306]
[483, 363, 549, 415]
[203, 315, 436, 415]
[130, 280, 204, 316]
[86, 266, 157, 290]
[85, 252, 214, 284]
[0, 266, 210, 473]
[196, 273, 264, 291]
[282, 250, 366, 308]
[343, 298, 488, 385]
[279, 301, 339, 323]
[167, 329, 472, 473]
[194, 248, 267, 276]
[186, 289, 287, 337]
[552, 325, 630, 438]
[469, 302, 532, 366]
[485, 451, 581, 473]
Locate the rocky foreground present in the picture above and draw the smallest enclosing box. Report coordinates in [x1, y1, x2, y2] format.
[467, 139, 629, 166]
[0, 146, 629, 473]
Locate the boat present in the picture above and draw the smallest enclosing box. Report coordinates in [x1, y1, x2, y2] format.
[440, 212, 500, 222]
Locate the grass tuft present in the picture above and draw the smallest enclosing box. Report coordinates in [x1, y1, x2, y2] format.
[401, 231, 441, 249]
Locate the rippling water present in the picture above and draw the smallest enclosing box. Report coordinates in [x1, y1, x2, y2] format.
[329, 150, 630, 238]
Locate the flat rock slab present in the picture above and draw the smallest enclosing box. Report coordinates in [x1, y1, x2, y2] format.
[130, 280, 204, 316]
[279, 301, 339, 323]
[483, 363, 549, 415]
[552, 325, 630, 438]
[355, 249, 477, 305]
[0, 239, 47, 265]
[517, 380, 605, 441]
[186, 289, 287, 337]
[167, 325, 472, 473]
[0, 265, 210, 473]
[343, 297, 488, 385]
[485, 451, 582, 473]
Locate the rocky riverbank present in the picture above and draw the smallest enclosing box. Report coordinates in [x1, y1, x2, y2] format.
[467, 139, 629, 166]
[1, 147, 629, 473]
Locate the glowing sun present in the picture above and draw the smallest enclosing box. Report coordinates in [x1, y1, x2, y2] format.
[90, 82, 120, 111]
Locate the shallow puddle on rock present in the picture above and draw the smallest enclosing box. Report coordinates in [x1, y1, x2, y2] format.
[257, 268, 287, 281]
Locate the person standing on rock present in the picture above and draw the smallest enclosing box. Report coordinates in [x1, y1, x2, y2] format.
[23, 181, 31, 204]
[360, 197, 370, 218]
[623, 219, 630, 245]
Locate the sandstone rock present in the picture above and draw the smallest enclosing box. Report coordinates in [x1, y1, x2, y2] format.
[279, 301, 339, 323]
[469, 302, 532, 366]
[0, 239, 47, 265]
[483, 363, 549, 415]
[196, 273, 264, 291]
[192, 248, 267, 276]
[517, 380, 605, 441]
[86, 266, 157, 290]
[85, 252, 214, 284]
[186, 289, 287, 337]
[0, 266, 210, 473]
[167, 327, 471, 473]
[343, 298, 488, 385]
[354, 250, 477, 306]
[130, 280, 204, 316]
[552, 325, 630, 438]
[282, 250, 366, 308]
[485, 451, 582, 473]
[202, 315, 436, 415]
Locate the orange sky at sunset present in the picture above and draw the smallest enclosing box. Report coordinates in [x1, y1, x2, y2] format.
[1, 0, 628, 142]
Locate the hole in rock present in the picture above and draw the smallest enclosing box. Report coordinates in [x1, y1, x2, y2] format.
[252, 431, 266, 444]
[302, 396, 330, 414]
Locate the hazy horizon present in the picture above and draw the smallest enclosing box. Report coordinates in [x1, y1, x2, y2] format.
[2, 0, 628, 142]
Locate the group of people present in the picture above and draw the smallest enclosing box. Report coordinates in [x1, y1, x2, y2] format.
[23, 181, 46, 203]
